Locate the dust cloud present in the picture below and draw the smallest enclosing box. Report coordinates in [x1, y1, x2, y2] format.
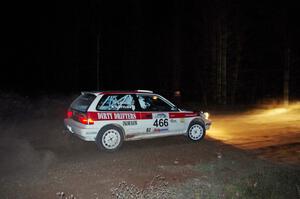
[0, 136, 56, 180]
[0, 94, 75, 182]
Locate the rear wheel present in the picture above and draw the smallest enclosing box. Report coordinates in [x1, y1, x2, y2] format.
[187, 121, 205, 141]
[96, 125, 124, 152]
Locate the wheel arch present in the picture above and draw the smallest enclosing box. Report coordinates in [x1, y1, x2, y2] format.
[186, 118, 206, 133]
[190, 118, 205, 126]
[186, 118, 206, 141]
[98, 123, 125, 139]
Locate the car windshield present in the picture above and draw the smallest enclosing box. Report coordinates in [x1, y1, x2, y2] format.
[70, 94, 96, 112]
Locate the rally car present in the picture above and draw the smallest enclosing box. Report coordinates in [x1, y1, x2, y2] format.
[64, 90, 211, 152]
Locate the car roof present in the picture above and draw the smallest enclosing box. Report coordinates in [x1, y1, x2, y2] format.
[81, 90, 154, 96]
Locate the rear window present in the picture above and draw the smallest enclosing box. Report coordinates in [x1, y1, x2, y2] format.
[70, 94, 96, 112]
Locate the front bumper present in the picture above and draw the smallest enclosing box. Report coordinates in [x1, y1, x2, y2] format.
[202, 117, 212, 130]
[64, 118, 98, 141]
[205, 121, 212, 130]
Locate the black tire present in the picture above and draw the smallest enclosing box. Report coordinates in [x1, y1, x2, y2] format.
[187, 121, 206, 141]
[96, 125, 124, 152]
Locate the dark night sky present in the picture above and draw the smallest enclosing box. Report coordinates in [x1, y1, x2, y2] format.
[1, 1, 300, 103]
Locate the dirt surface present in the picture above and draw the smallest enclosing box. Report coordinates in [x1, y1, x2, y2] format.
[208, 103, 300, 165]
[0, 95, 299, 198]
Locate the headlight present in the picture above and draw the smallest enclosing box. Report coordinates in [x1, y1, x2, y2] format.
[200, 111, 209, 120]
[204, 112, 209, 119]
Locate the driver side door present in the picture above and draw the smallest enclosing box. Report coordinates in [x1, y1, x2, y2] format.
[135, 94, 184, 134]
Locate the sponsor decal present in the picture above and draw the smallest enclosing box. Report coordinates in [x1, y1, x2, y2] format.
[170, 119, 177, 123]
[97, 112, 136, 120]
[118, 105, 136, 111]
[154, 128, 168, 132]
[123, 121, 138, 126]
[94, 112, 154, 120]
[146, 128, 151, 133]
[114, 113, 136, 120]
[154, 113, 167, 119]
[98, 112, 113, 120]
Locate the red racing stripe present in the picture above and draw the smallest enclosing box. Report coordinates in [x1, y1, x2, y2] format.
[169, 112, 199, 118]
[87, 112, 153, 121]
[87, 111, 198, 121]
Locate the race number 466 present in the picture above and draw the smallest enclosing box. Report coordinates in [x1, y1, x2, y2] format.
[153, 119, 168, 127]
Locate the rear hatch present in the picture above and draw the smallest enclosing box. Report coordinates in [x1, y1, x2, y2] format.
[67, 93, 97, 125]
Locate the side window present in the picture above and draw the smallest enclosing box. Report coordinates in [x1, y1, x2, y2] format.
[137, 95, 151, 111]
[137, 95, 173, 112]
[97, 94, 136, 111]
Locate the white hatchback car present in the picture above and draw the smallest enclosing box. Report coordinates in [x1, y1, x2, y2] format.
[64, 90, 211, 152]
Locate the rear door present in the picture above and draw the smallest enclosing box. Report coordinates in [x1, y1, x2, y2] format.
[96, 94, 141, 134]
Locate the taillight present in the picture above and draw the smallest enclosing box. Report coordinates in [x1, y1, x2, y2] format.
[78, 112, 97, 125]
[67, 109, 73, 118]
[79, 117, 94, 125]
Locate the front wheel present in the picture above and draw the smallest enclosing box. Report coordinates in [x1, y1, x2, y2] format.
[187, 121, 205, 141]
[96, 125, 124, 152]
